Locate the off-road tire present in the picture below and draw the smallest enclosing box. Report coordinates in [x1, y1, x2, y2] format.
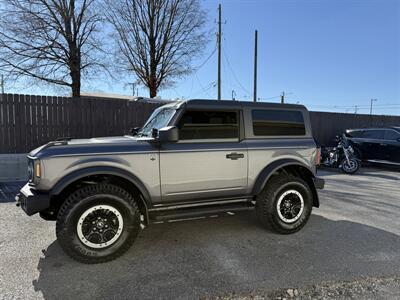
[56, 183, 140, 264]
[256, 175, 313, 234]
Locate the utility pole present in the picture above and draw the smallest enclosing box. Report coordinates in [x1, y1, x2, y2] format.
[253, 30, 258, 102]
[217, 3, 222, 100]
[131, 82, 135, 96]
[370, 99, 377, 115]
[281, 91, 285, 104]
[354, 105, 358, 115]
[0, 75, 4, 94]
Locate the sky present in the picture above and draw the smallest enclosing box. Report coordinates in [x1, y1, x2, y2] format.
[5, 0, 400, 115]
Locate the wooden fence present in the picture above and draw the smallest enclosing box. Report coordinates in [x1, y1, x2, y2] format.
[0, 93, 399, 153]
[310, 111, 400, 146]
[0, 94, 159, 153]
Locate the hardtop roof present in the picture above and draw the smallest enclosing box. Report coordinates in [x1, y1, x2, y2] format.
[175, 99, 307, 110]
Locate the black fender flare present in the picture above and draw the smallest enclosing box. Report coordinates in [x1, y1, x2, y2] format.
[252, 158, 320, 207]
[50, 166, 152, 210]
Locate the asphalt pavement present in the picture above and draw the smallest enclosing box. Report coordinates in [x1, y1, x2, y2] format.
[0, 167, 399, 300]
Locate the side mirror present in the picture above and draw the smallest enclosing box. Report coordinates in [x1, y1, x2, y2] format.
[158, 126, 179, 143]
[130, 127, 140, 135]
[397, 138, 400, 142]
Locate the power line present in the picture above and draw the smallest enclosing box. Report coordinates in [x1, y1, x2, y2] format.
[187, 44, 217, 98]
[304, 103, 400, 109]
[258, 95, 281, 101]
[193, 45, 217, 70]
[193, 73, 215, 98]
[222, 48, 250, 95]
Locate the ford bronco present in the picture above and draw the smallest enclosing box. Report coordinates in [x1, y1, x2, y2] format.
[16, 99, 324, 263]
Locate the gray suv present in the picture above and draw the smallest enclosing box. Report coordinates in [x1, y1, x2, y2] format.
[16, 99, 324, 263]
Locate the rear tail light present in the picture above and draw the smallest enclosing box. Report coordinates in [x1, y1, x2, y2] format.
[315, 147, 321, 166]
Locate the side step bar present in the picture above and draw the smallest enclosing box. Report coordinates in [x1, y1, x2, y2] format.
[149, 200, 255, 223]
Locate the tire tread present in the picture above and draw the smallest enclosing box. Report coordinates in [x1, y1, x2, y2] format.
[255, 175, 312, 234]
[56, 183, 140, 264]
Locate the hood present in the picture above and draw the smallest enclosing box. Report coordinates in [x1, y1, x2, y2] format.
[29, 135, 155, 159]
[67, 136, 136, 145]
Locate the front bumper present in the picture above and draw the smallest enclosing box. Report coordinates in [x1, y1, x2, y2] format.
[314, 177, 325, 189]
[15, 183, 50, 216]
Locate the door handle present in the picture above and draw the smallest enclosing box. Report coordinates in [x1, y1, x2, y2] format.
[380, 143, 388, 146]
[226, 152, 244, 160]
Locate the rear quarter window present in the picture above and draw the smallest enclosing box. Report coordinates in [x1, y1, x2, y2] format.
[362, 130, 385, 139]
[252, 109, 306, 136]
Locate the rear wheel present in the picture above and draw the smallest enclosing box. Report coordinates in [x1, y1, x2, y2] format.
[256, 175, 313, 234]
[56, 183, 141, 264]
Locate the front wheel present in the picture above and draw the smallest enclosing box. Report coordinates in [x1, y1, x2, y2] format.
[256, 175, 313, 234]
[341, 158, 360, 174]
[56, 183, 141, 264]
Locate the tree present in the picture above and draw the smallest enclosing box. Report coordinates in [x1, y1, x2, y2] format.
[104, 0, 207, 98]
[0, 0, 104, 97]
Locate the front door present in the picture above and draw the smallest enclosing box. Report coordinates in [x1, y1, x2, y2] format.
[159, 110, 248, 203]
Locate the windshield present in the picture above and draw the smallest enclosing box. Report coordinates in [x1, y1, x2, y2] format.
[138, 107, 176, 137]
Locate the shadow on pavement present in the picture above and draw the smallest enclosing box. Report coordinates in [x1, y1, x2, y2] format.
[358, 170, 399, 181]
[32, 213, 400, 300]
[0, 181, 24, 203]
[318, 165, 400, 180]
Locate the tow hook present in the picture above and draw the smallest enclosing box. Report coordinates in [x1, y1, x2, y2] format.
[15, 194, 21, 207]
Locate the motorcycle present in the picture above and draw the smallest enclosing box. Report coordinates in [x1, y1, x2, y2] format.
[320, 134, 360, 174]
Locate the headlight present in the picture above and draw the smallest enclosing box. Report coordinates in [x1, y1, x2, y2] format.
[34, 160, 41, 178]
[28, 159, 41, 183]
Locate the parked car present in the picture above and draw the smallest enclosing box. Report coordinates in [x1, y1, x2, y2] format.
[16, 99, 324, 264]
[345, 127, 400, 165]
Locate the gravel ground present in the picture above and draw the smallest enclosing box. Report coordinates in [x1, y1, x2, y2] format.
[210, 276, 400, 300]
[0, 167, 399, 299]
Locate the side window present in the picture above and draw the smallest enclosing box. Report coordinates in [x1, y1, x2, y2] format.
[178, 110, 239, 141]
[362, 130, 384, 139]
[252, 109, 305, 136]
[347, 130, 364, 138]
[384, 130, 400, 140]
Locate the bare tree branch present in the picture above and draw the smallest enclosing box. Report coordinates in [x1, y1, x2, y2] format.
[0, 0, 106, 96]
[104, 0, 208, 98]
